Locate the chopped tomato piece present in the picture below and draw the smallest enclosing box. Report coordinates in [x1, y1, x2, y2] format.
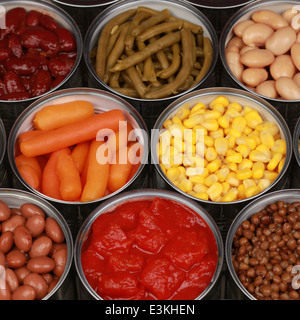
[107, 252, 145, 272]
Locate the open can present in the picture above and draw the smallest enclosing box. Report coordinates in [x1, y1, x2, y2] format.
[0, 118, 8, 188]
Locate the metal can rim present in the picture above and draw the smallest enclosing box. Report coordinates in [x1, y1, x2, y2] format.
[0, 0, 83, 104]
[225, 188, 300, 300]
[0, 187, 74, 300]
[293, 117, 300, 167]
[7, 87, 149, 205]
[183, 0, 255, 10]
[219, 0, 300, 103]
[74, 188, 224, 300]
[52, 0, 119, 8]
[83, 0, 219, 103]
[0, 118, 6, 166]
[151, 87, 292, 205]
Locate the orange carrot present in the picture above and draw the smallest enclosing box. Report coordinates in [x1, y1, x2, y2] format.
[15, 154, 42, 180]
[20, 110, 125, 158]
[107, 146, 133, 193]
[81, 140, 109, 202]
[33, 101, 95, 130]
[41, 148, 70, 200]
[71, 141, 90, 174]
[56, 152, 82, 202]
[18, 165, 40, 190]
[18, 129, 50, 144]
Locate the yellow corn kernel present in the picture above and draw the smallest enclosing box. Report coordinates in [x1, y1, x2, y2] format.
[205, 147, 217, 162]
[190, 109, 206, 116]
[228, 136, 236, 149]
[209, 96, 229, 108]
[193, 125, 207, 139]
[186, 166, 206, 177]
[267, 153, 283, 171]
[241, 105, 254, 114]
[229, 102, 242, 112]
[236, 144, 251, 158]
[228, 128, 242, 138]
[194, 192, 209, 201]
[252, 161, 265, 179]
[203, 110, 222, 120]
[245, 185, 261, 198]
[172, 137, 186, 153]
[226, 150, 243, 163]
[207, 158, 222, 173]
[183, 129, 196, 145]
[209, 128, 224, 139]
[277, 157, 285, 173]
[183, 114, 204, 129]
[236, 136, 257, 150]
[260, 131, 275, 149]
[226, 172, 240, 187]
[257, 121, 279, 136]
[221, 188, 238, 202]
[177, 166, 186, 182]
[271, 139, 286, 155]
[244, 126, 253, 135]
[160, 164, 167, 174]
[163, 119, 173, 129]
[204, 136, 214, 148]
[211, 103, 225, 114]
[204, 174, 218, 187]
[222, 181, 230, 194]
[243, 179, 256, 189]
[216, 167, 230, 182]
[178, 178, 193, 193]
[169, 123, 185, 138]
[232, 116, 247, 133]
[263, 170, 278, 181]
[249, 150, 271, 163]
[214, 137, 229, 156]
[166, 167, 180, 182]
[257, 179, 271, 191]
[244, 110, 263, 128]
[256, 144, 272, 157]
[238, 159, 253, 170]
[190, 102, 206, 114]
[236, 168, 252, 180]
[185, 142, 196, 156]
[193, 183, 208, 194]
[225, 107, 241, 118]
[237, 184, 246, 199]
[218, 115, 230, 129]
[207, 182, 223, 201]
[172, 115, 183, 126]
[249, 133, 261, 146]
[202, 119, 219, 131]
[176, 108, 190, 121]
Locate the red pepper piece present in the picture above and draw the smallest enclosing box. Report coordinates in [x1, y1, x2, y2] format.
[0, 49, 12, 63]
[30, 69, 52, 97]
[107, 252, 145, 273]
[39, 14, 59, 31]
[0, 80, 6, 96]
[163, 231, 208, 271]
[48, 56, 75, 78]
[140, 258, 185, 300]
[4, 8, 27, 37]
[4, 57, 40, 76]
[97, 272, 140, 298]
[4, 70, 27, 93]
[51, 75, 65, 88]
[25, 10, 42, 27]
[7, 34, 23, 58]
[21, 27, 60, 57]
[54, 28, 76, 52]
[1, 91, 30, 101]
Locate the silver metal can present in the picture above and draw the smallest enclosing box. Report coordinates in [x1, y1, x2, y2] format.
[225, 188, 300, 300]
[52, 0, 119, 8]
[183, 0, 255, 10]
[292, 117, 300, 187]
[74, 188, 224, 300]
[151, 87, 292, 218]
[8, 88, 149, 207]
[0, 188, 74, 300]
[0, 118, 8, 188]
[219, 0, 300, 131]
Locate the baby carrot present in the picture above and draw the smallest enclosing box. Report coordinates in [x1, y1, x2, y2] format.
[18, 165, 40, 190]
[81, 140, 109, 202]
[18, 129, 50, 144]
[71, 141, 90, 174]
[56, 152, 82, 202]
[33, 100, 95, 130]
[15, 154, 42, 181]
[20, 109, 125, 158]
[107, 146, 133, 193]
[41, 148, 70, 200]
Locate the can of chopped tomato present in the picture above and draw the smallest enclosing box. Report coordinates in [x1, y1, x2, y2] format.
[74, 189, 224, 300]
[0, 188, 74, 300]
[0, 118, 8, 187]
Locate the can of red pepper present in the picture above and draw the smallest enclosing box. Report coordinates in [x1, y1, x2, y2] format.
[74, 189, 224, 300]
[0, 188, 74, 300]
[0, 0, 83, 120]
[0, 118, 8, 187]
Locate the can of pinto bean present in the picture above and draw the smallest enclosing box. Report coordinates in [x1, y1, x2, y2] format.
[226, 189, 300, 300]
[0, 188, 74, 300]
[0, 118, 8, 188]
[74, 189, 224, 300]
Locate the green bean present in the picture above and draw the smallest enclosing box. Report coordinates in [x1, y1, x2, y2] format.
[106, 26, 122, 58]
[109, 71, 120, 88]
[110, 31, 181, 72]
[95, 9, 136, 80]
[125, 66, 149, 98]
[178, 75, 194, 92]
[112, 87, 139, 98]
[136, 40, 157, 83]
[145, 28, 193, 99]
[136, 20, 183, 42]
[156, 43, 181, 79]
[149, 37, 169, 70]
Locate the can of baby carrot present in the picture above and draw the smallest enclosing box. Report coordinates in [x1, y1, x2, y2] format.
[7, 88, 149, 211]
[74, 189, 224, 300]
[84, 0, 218, 129]
[0, 118, 8, 188]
